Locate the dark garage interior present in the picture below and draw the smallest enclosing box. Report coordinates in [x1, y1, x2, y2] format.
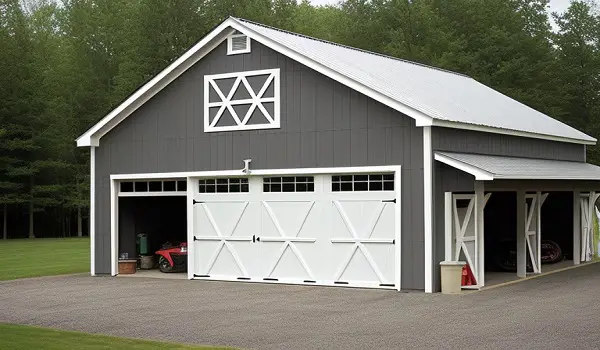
[484, 191, 573, 275]
[118, 196, 187, 266]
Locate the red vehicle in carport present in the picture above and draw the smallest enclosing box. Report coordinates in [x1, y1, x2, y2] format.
[155, 242, 188, 273]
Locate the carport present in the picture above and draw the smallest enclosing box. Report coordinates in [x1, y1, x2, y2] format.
[436, 152, 600, 288]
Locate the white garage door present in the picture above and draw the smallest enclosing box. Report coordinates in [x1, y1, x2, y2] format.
[191, 172, 400, 289]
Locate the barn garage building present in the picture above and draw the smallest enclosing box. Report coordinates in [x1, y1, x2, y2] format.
[77, 17, 600, 292]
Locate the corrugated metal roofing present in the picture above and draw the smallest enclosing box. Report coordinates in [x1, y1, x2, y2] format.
[236, 18, 595, 143]
[435, 152, 600, 180]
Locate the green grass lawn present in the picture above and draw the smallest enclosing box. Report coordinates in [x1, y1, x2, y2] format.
[0, 237, 89, 280]
[0, 324, 223, 349]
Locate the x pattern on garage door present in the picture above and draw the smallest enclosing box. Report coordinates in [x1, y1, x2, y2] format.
[192, 174, 399, 289]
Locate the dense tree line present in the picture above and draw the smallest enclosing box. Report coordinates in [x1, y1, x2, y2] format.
[0, 0, 599, 238]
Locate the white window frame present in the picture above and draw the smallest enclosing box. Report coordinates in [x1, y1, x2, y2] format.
[227, 33, 251, 55]
[204, 68, 280, 132]
[117, 179, 187, 197]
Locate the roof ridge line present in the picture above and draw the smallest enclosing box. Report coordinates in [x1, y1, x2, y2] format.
[232, 17, 470, 78]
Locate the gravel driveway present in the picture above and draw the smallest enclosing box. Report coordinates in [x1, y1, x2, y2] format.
[2, 264, 600, 349]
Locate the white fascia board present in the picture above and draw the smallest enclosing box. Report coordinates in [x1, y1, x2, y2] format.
[76, 20, 238, 147]
[432, 120, 596, 145]
[434, 153, 495, 181]
[493, 175, 600, 180]
[227, 20, 434, 128]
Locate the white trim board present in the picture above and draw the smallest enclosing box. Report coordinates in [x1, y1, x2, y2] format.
[109, 165, 402, 181]
[434, 153, 495, 181]
[423, 126, 433, 293]
[89, 147, 96, 276]
[76, 17, 594, 148]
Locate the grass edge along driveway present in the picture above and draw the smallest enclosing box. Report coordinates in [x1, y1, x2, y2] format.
[0, 324, 227, 350]
[0, 237, 89, 280]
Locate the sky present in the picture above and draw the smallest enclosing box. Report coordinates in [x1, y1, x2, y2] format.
[309, 0, 573, 14]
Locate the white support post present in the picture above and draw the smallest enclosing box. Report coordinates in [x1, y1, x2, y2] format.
[475, 182, 485, 287]
[536, 191, 542, 273]
[423, 126, 433, 293]
[89, 147, 96, 276]
[574, 190, 581, 266]
[516, 190, 527, 278]
[444, 192, 453, 262]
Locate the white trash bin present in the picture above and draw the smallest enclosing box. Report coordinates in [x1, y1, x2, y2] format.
[439, 261, 466, 294]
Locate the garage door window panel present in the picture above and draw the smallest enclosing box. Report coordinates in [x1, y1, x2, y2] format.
[332, 174, 394, 192]
[118, 180, 186, 195]
[263, 176, 314, 192]
[199, 178, 249, 193]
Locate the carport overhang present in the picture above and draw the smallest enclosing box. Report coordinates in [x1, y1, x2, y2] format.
[434, 152, 600, 182]
[435, 152, 600, 290]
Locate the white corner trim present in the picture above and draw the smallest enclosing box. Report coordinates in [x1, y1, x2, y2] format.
[423, 127, 433, 293]
[227, 33, 251, 55]
[89, 147, 96, 276]
[204, 68, 280, 132]
[432, 120, 596, 145]
[434, 153, 495, 181]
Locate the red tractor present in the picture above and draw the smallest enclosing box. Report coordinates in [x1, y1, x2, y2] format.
[155, 241, 188, 273]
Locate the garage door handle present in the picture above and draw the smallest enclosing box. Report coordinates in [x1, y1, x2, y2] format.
[382, 199, 396, 203]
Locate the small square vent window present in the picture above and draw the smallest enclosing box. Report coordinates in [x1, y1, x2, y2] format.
[227, 33, 251, 55]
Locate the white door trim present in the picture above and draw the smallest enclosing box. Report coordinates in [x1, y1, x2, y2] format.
[110, 179, 118, 276]
[109, 165, 402, 289]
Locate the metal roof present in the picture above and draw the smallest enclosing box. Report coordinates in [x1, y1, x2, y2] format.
[434, 152, 600, 180]
[77, 18, 596, 147]
[236, 18, 595, 143]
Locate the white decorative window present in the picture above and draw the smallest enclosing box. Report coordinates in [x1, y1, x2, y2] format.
[204, 68, 280, 132]
[227, 33, 251, 55]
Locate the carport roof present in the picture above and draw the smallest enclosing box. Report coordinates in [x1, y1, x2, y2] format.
[434, 152, 600, 181]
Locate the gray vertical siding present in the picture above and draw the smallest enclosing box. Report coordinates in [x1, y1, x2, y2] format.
[94, 39, 425, 289]
[432, 127, 585, 161]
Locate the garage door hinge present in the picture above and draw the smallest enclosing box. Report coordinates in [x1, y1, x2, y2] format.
[192, 199, 204, 205]
[193, 236, 200, 241]
[382, 199, 396, 203]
